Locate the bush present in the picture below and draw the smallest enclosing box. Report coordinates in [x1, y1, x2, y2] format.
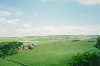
[96, 36, 100, 49]
[7, 48, 18, 55]
[0, 41, 23, 58]
[68, 51, 100, 66]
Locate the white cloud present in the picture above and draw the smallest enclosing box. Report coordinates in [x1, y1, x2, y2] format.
[0, 18, 6, 23]
[34, 26, 86, 35]
[0, 18, 19, 25]
[16, 23, 33, 34]
[74, 0, 100, 5]
[16, 11, 22, 16]
[44, 0, 100, 6]
[33, 13, 38, 17]
[1, 25, 100, 37]
[6, 19, 19, 25]
[0, 11, 11, 16]
[0, 7, 22, 26]
[0, 28, 7, 33]
[0, 7, 23, 17]
[20, 25, 100, 36]
[16, 25, 100, 36]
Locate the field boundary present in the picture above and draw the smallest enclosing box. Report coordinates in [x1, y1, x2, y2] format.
[1, 58, 28, 66]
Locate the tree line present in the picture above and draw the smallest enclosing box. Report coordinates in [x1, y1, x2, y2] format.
[0, 41, 23, 58]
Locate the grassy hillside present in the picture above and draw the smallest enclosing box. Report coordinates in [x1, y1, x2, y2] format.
[0, 58, 20, 66]
[0, 35, 99, 66]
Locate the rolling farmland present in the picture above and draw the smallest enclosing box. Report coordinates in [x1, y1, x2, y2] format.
[0, 35, 99, 66]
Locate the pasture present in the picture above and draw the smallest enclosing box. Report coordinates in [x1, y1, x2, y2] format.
[0, 35, 99, 66]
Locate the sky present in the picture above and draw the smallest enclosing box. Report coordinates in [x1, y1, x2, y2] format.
[0, 0, 100, 37]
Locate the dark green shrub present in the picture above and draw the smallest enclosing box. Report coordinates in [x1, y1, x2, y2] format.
[7, 48, 18, 55]
[68, 51, 100, 66]
[96, 36, 100, 49]
[0, 41, 23, 58]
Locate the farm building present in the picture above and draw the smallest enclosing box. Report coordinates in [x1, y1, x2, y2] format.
[19, 41, 36, 50]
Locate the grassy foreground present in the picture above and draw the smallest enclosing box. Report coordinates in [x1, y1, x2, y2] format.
[0, 58, 20, 66]
[0, 35, 99, 66]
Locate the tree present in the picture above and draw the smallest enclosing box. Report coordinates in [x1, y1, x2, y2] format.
[96, 36, 100, 49]
[68, 51, 100, 66]
[0, 41, 23, 58]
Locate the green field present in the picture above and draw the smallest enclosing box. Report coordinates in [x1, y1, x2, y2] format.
[0, 35, 99, 66]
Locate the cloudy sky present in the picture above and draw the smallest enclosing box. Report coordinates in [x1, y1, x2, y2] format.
[0, 0, 100, 37]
